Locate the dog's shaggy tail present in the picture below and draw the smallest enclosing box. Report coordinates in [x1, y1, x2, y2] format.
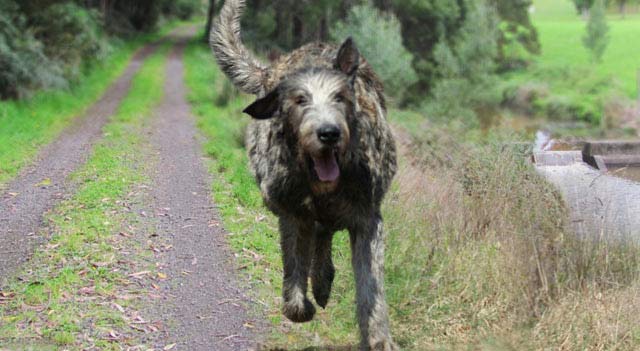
[210, 0, 268, 95]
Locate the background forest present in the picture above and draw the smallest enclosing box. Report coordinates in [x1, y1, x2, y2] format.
[201, 0, 638, 134]
[0, 0, 201, 99]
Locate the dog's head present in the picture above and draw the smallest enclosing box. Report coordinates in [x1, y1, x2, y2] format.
[243, 38, 361, 193]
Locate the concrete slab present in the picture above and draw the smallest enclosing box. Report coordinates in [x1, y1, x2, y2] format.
[583, 140, 640, 169]
[536, 163, 640, 242]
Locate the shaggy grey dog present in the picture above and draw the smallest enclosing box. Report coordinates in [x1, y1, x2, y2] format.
[210, 1, 398, 349]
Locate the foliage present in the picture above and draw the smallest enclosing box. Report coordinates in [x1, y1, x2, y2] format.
[583, 0, 610, 63]
[161, 0, 200, 20]
[573, 0, 595, 13]
[491, 0, 540, 70]
[502, 63, 622, 125]
[0, 1, 65, 99]
[389, 0, 469, 104]
[0, 0, 199, 99]
[31, 3, 110, 78]
[421, 1, 500, 126]
[331, 4, 417, 102]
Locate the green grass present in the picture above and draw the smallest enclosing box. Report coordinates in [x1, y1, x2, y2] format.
[0, 43, 170, 350]
[533, 0, 640, 98]
[0, 22, 181, 186]
[500, 0, 640, 128]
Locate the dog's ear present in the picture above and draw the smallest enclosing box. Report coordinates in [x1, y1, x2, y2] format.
[243, 89, 280, 119]
[335, 37, 360, 76]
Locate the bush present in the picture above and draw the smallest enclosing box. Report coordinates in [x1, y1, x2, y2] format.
[31, 3, 109, 78]
[161, 0, 200, 20]
[0, 1, 65, 99]
[583, 0, 609, 63]
[421, 1, 501, 126]
[331, 4, 417, 103]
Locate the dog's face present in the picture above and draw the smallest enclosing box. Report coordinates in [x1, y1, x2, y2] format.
[244, 39, 360, 192]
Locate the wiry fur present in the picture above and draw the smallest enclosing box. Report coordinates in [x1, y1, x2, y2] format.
[210, 0, 268, 95]
[211, 1, 398, 350]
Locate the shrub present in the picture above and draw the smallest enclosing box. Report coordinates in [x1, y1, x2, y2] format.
[331, 4, 417, 103]
[0, 1, 65, 99]
[161, 0, 200, 20]
[421, 1, 500, 126]
[583, 0, 609, 63]
[31, 3, 110, 78]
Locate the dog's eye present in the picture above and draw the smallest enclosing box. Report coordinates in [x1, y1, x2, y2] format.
[294, 96, 308, 106]
[334, 94, 345, 103]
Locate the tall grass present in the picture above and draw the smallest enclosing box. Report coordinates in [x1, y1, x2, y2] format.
[391, 113, 640, 349]
[185, 39, 640, 349]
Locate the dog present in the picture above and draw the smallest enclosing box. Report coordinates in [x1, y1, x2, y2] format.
[210, 1, 398, 349]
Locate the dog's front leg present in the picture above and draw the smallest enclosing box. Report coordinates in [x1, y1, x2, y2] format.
[280, 216, 316, 323]
[350, 214, 398, 351]
[311, 224, 335, 309]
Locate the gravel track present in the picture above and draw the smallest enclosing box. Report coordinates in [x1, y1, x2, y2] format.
[138, 32, 262, 351]
[0, 42, 159, 286]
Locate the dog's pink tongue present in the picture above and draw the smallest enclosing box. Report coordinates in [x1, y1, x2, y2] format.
[313, 154, 340, 182]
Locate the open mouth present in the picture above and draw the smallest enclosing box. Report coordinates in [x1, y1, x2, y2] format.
[311, 151, 340, 182]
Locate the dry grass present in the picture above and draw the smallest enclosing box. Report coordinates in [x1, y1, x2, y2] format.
[383, 123, 640, 349]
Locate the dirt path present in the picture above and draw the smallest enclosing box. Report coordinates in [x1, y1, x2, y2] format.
[0, 42, 159, 285]
[138, 33, 261, 350]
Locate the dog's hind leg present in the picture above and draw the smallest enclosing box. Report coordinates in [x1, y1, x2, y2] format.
[350, 214, 398, 351]
[311, 224, 335, 309]
[280, 216, 316, 323]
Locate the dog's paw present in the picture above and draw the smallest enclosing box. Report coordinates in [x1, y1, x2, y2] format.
[362, 339, 399, 351]
[312, 266, 335, 308]
[283, 297, 316, 323]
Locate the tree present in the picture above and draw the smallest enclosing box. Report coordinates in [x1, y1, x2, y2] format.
[583, 0, 609, 63]
[204, 0, 216, 42]
[490, 0, 540, 70]
[573, 0, 595, 16]
[423, 1, 500, 124]
[614, 0, 639, 17]
[331, 4, 417, 102]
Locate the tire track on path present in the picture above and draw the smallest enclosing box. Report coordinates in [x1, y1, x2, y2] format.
[139, 33, 262, 350]
[0, 41, 160, 285]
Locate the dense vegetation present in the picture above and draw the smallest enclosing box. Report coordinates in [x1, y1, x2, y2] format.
[0, 0, 201, 99]
[229, 0, 538, 110]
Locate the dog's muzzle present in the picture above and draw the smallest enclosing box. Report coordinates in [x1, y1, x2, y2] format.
[311, 124, 341, 182]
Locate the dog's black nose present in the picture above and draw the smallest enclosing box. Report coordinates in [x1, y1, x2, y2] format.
[317, 125, 341, 144]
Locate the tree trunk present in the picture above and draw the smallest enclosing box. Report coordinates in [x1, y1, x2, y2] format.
[637, 68, 640, 103]
[204, 0, 216, 42]
[293, 14, 304, 47]
[100, 0, 109, 19]
[374, 0, 393, 11]
[318, 11, 328, 42]
[619, 1, 626, 18]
